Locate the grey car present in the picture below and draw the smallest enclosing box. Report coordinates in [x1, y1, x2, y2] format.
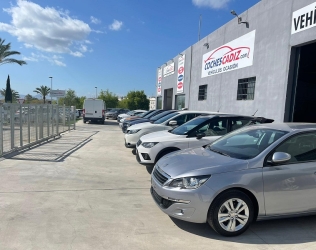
[151, 123, 316, 236]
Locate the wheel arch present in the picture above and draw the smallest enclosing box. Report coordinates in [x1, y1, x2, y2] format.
[155, 147, 181, 163]
[208, 187, 259, 222]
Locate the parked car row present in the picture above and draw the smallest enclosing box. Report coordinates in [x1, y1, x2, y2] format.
[118, 109, 316, 237]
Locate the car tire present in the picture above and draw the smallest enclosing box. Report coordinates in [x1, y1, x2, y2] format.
[83, 120, 87, 123]
[207, 190, 254, 237]
[155, 148, 179, 163]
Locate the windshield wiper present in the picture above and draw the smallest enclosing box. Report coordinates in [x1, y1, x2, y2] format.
[209, 148, 231, 157]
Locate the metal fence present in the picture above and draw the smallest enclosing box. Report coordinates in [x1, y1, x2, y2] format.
[0, 103, 76, 157]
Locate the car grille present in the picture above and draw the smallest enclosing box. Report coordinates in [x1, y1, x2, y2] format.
[136, 140, 142, 147]
[151, 187, 174, 209]
[152, 167, 168, 185]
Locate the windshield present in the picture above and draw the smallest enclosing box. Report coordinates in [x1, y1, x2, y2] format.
[126, 111, 134, 115]
[207, 127, 288, 160]
[143, 110, 157, 118]
[154, 112, 179, 124]
[171, 117, 209, 135]
[150, 111, 175, 122]
[136, 112, 147, 117]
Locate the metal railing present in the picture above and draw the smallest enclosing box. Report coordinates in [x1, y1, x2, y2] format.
[0, 103, 76, 157]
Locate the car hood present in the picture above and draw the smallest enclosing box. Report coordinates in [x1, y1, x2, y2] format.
[128, 122, 152, 130]
[106, 111, 117, 115]
[156, 147, 249, 178]
[141, 130, 183, 142]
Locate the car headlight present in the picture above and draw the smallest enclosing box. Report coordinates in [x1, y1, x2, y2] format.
[141, 142, 158, 148]
[169, 175, 211, 189]
[127, 129, 141, 134]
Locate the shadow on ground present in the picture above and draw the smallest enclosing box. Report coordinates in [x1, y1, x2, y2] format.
[171, 215, 316, 244]
[4, 130, 98, 162]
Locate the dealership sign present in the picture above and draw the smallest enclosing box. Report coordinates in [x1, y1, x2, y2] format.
[177, 55, 185, 93]
[292, 2, 316, 34]
[157, 68, 162, 96]
[50, 90, 66, 97]
[163, 62, 175, 77]
[201, 30, 256, 78]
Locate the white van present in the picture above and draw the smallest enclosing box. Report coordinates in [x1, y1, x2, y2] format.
[83, 99, 106, 124]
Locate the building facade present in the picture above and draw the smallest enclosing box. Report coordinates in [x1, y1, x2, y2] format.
[156, 0, 316, 123]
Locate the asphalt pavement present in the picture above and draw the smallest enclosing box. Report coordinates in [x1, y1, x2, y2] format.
[0, 119, 316, 250]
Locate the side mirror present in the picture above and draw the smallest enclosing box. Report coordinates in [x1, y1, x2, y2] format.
[169, 120, 177, 126]
[271, 152, 291, 164]
[196, 133, 206, 139]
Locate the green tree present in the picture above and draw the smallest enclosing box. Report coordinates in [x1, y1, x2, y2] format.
[125, 90, 149, 110]
[33, 85, 50, 104]
[24, 94, 40, 104]
[118, 98, 128, 109]
[98, 89, 119, 108]
[57, 89, 85, 108]
[5, 75, 12, 103]
[0, 38, 27, 66]
[0, 88, 19, 103]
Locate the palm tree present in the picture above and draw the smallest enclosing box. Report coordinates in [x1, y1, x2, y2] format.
[33, 86, 50, 104]
[0, 38, 27, 66]
[0, 88, 19, 102]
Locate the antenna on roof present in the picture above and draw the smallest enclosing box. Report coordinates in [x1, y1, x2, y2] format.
[252, 109, 258, 116]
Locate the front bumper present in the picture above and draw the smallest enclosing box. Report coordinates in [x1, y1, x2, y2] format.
[136, 144, 159, 164]
[124, 133, 140, 146]
[150, 170, 214, 223]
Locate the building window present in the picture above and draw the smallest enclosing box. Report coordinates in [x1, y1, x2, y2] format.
[237, 77, 256, 100]
[198, 85, 207, 101]
[175, 95, 185, 110]
[156, 96, 162, 109]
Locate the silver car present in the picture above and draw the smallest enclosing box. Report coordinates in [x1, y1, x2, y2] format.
[151, 123, 316, 236]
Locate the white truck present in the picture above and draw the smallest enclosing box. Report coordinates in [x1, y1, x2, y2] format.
[83, 99, 106, 124]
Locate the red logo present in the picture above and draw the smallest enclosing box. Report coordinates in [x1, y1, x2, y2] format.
[158, 77, 162, 82]
[177, 82, 183, 89]
[204, 45, 250, 64]
[178, 67, 184, 74]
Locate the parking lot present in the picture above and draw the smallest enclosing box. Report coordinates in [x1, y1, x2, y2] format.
[1, 119, 316, 249]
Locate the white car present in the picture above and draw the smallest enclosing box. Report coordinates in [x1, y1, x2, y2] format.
[125, 111, 216, 148]
[136, 114, 273, 165]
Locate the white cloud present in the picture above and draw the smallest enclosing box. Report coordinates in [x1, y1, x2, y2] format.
[22, 52, 66, 66]
[109, 19, 123, 31]
[0, 0, 92, 57]
[90, 16, 101, 24]
[192, 0, 231, 9]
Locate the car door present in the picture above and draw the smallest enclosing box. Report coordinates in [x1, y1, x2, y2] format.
[188, 117, 228, 148]
[263, 131, 316, 215]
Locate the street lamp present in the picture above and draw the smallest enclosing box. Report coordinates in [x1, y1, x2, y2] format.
[49, 76, 53, 103]
[95, 87, 97, 98]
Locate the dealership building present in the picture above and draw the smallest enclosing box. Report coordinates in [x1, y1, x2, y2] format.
[156, 0, 316, 123]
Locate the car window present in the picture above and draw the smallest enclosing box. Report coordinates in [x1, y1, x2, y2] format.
[229, 118, 253, 132]
[169, 113, 202, 126]
[171, 117, 210, 135]
[272, 132, 316, 163]
[195, 118, 228, 136]
[154, 112, 179, 124]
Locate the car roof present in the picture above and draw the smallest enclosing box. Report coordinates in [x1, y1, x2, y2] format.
[251, 123, 316, 132]
[133, 109, 147, 112]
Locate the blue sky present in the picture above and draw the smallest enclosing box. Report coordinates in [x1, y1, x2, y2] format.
[0, 0, 260, 99]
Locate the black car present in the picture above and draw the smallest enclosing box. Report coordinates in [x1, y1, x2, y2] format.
[122, 110, 177, 133]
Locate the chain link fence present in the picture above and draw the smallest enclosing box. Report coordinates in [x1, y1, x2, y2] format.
[0, 103, 76, 157]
